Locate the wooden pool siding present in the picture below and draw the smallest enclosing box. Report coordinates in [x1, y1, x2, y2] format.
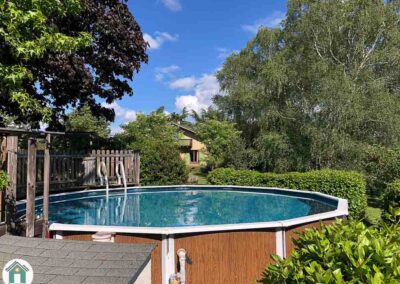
[175, 230, 276, 284]
[59, 219, 336, 284]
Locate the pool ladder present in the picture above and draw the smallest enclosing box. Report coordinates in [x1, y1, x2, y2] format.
[97, 161, 128, 199]
[97, 161, 109, 199]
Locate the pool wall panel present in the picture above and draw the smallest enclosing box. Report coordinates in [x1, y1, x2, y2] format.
[115, 234, 162, 284]
[174, 230, 276, 284]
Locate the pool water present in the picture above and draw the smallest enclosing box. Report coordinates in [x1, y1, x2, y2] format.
[35, 189, 337, 227]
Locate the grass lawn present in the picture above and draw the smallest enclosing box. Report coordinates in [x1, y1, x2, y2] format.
[188, 167, 208, 185]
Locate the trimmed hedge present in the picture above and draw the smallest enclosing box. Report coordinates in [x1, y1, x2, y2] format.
[208, 168, 367, 219]
[382, 179, 400, 214]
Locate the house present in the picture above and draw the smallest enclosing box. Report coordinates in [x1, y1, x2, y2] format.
[175, 124, 206, 166]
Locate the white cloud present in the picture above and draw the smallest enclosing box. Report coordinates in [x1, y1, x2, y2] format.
[161, 0, 182, 12]
[175, 73, 221, 113]
[102, 102, 137, 123]
[169, 76, 197, 90]
[242, 11, 285, 33]
[143, 31, 178, 50]
[217, 47, 239, 60]
[155, 65, 180, 81]
[110, 126, 123, 135]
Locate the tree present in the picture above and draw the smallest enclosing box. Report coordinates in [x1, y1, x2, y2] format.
[115, 108, 188, 185]
[1, 0, 148, 129]
[195, 119, 249, 170]
[0, 0, 92, 125]
[64, 105, 111, 151]
[216, 0, 400, 173]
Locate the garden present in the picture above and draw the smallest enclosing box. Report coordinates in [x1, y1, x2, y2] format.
[1, 0, 400, 283]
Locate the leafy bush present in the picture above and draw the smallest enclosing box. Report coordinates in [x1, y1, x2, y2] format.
[363, 146, 400, 197]
[139, 140, 188, 185]
[0, 171, 8, 191]
[382, 180, 400, 216]
[208, 168, 367, 218]
[259, 218, 400, 283]
[114, 109, 188, 185]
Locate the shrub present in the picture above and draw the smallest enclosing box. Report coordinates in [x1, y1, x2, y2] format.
[139, 140, 188, 186]
[363, 146, 400, 197]
[115, 109, 189, 185]
[208, 168, 367, 218]
[382, 180, 400, 216]
[259, 218, 400, 283]
[0, 171, 8, 191]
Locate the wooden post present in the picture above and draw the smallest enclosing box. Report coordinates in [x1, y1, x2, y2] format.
[134, 151, 140, 185]
[26, 138, 37, 238]
[42, 134, 51, 238]
[6, 136, 18, 233]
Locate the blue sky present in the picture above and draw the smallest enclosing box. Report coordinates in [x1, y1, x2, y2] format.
[106, 0, 287, 133]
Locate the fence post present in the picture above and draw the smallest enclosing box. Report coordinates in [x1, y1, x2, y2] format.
[26, 138, 37, 238]
[42, 134, 51, 238]
[82, 156, 96, 186]
[134, 151, 140, 185]
[5, 136, 18, 233]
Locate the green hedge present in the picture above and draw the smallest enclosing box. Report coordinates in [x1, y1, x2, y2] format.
[382, 180, 400, 214]
[208, 168, 367, 218]
[259, 218, 400, 283]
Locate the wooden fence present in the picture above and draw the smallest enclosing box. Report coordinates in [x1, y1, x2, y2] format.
[15, 149, 140, 200]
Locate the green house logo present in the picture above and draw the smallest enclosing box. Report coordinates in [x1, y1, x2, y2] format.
[2, 259, 33, 284]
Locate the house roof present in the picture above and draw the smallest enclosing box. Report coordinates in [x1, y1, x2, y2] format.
[173, 123, 196, 135]
[0, 235, 155, 284]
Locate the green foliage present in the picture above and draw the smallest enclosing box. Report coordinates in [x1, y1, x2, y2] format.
[215, 0, 400, 173]
[0, 171, 9, 191]
[1, 0, 148, 129]
[195, 119, 248, 169]
[64, 105, 111, 151]
[259, 218, 400, 284]
[0, 0, 92, 122]
[208, 168, 367, 218]
[115, 108, 188, 185]
[363, 146, 400, 197]
[382, 180, 400, 217]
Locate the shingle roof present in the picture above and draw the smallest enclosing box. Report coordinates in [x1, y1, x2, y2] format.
[0, 235, 154, 284]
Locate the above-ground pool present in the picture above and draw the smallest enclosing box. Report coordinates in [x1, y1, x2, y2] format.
[17, 185, 348, 284]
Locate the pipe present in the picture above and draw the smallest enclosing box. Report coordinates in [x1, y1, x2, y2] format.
[177, 248, 187, 284]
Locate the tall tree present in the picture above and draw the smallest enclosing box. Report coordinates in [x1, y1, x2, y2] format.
[0, 0, 92, 124]
[216, 0, 400, 172]
[115, 108, 188, 185]
[0, 0, 148, 129]
[64, 105, 111, 151]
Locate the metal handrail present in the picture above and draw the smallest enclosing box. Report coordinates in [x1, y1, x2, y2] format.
[97, 161, 109, 199]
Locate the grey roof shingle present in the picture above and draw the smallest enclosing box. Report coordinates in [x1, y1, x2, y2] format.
[0, 235, 154, 284]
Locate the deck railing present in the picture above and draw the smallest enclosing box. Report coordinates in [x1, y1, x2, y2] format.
[14, 149, 140, 200]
